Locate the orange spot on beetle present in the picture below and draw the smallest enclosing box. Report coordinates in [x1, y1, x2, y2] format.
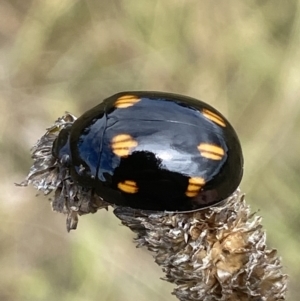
[197, 143, 225, 160]
[185, 177, 205, 197]
[202, 109, 226, 127]
[115, 95, 141, 108]
[118, 180, 138, 194]
[111, 134, 138, 157]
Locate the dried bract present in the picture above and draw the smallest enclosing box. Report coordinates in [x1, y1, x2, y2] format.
[17, 113, 108, 231]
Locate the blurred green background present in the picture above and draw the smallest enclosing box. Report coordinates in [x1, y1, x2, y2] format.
[2, 0, 299, 300]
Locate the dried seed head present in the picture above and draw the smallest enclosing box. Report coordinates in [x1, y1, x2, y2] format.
[114, 192, 287, 301]
[19, 114, 287, 300]
[17, 113, 108, 231]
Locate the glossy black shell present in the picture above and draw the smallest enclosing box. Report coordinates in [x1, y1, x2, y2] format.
[53, 91, 243, 212]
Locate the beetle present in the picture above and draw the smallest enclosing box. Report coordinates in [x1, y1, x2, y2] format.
[52, 91, 243, 212]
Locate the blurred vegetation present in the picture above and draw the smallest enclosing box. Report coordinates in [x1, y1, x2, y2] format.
[1, 0, 300, 300]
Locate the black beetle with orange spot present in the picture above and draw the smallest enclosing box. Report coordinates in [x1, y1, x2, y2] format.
[52, 91, 243, 212]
